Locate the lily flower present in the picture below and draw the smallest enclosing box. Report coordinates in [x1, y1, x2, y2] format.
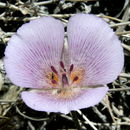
[4, 14, 124, 114]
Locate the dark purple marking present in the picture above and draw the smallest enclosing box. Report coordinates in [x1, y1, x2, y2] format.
[51, 66, 58, 74]
[51, 73, 54, 80]
[69, 64, 74, 72]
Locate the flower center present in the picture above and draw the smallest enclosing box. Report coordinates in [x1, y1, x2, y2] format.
[45, 61, 85, 99]
[46, 61, 84, 87]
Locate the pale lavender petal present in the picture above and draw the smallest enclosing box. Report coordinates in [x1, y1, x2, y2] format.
[4, 17, 64, 88]
[21, 86, 108, 114]
[67, 14, 124, 86]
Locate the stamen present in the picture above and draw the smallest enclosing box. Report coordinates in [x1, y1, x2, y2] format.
[51, 66, 58, 74]
[69, 64, 74, 72]
[70, 68, 84, 84]
[73, 76, 79, 82]
[51, 80, 57, 84]
[60, 61, 64, 69]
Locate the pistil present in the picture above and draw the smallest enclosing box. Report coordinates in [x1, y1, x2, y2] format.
[62, 73, 69, 87]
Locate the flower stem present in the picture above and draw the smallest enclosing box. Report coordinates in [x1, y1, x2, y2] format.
[71, 111, 82, 130]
